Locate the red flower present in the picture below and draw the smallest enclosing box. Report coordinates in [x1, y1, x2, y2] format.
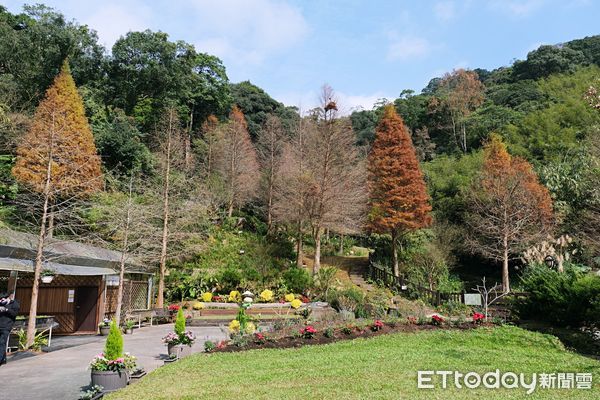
[168, 304, 180, 312]
[431, 315, 444, 325]
[300, 295, 310, 303]
[254, 332, 266, 344]
[300, 325, 317, 338]
[472, 313, 485, 323]
[371, 320, 384, 331]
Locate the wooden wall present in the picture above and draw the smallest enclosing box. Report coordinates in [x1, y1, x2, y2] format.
[15, 274, 103, 333]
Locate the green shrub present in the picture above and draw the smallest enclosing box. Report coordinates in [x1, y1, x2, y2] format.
[174, 308, 186, 337]
[364, 288, 393, 319]
[312, 266, 338, 300]
[104, 321, 123, 360]
[204, 340, 216, 352]
[438, 300, 471, 317]
[217, 268, 242, 293]
[517, 264, 600, 327]
[17, 328, 48, 351]
[282, 267, 312, 294]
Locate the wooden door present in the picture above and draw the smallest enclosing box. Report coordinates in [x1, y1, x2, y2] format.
[75, 287, 98, 332]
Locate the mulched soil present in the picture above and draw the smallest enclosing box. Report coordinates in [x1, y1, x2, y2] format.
[210, 322, 491, 353]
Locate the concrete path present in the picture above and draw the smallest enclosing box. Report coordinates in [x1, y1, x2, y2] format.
[1, 324, 229, 400]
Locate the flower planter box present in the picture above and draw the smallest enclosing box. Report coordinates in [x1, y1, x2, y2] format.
[99, 326, 111, 336]
[90, 370, 128, 392]
[167, 343, 192, 359]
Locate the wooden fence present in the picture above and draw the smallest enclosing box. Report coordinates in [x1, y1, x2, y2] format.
[364, 257, 527, 306]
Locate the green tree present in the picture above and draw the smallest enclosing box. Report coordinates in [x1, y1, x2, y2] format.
[174, 308, 186, 337]
[94, 110, 153, 175]
[513, 45, 587, 80]
[230, 81, 298, 139]
[104, 321, 124, 360]
[0, 5, 105, 108]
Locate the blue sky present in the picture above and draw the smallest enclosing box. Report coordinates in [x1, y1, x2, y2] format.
[3, 0, 600, 113]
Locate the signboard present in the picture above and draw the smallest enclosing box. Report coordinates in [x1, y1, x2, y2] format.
[464, 293, 482, 306]
[67, 289, 75, 303]
[106, 275, 120, 287]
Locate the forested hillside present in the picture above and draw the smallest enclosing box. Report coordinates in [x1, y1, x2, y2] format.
[1, 3, 599, 306]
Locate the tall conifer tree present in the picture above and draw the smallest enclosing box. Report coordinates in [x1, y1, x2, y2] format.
[12, 61, 102, 346]
[368, 105, 432, 277]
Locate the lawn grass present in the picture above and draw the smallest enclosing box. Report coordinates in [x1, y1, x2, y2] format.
[109, 326, 599, 400]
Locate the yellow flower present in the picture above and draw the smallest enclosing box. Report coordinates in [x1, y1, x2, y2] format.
[228, 319, 240, 333]
[245, 322, 256, 334]
[228, 290, 241, 303]
[192, 301, 204, 310]
[290, 299, 302, 309]
[259, 289, 274, 302]
[201, 292, 213, 302]
[284, 293, 295, 302]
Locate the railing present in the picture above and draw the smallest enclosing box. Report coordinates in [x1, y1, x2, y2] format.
[364, 259, 405, 292]
[365, 255, 528, 306]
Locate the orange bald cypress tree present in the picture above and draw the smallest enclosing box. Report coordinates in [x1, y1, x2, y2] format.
[467, 134, 553, 292]
[12, 61, 102, 347]
[368, 105, 432, 277]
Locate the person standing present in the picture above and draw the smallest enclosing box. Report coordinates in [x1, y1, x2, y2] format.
[0, 292, 19, 365]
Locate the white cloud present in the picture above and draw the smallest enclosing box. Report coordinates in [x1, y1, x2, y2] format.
[434, 1, 457, 21]
[275, 89, 391, 116]
[190, 0, 309, 65]
[82, 3, 152, 48]
[489, 0, 545, 17]
[387, 35, 431, 61]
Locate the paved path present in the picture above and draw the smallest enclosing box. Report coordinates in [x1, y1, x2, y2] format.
[1, 324, 228, 400]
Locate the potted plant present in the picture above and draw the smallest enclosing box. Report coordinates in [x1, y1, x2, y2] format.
[41, 269, 55, 284]
[90, 321, 131, 392]
[123, 319, 135, 334]
[98, 318, 111, 336]
[162, 308, 195, 358]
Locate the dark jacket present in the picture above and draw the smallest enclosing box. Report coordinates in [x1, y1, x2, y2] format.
[0, 299, 19, 330]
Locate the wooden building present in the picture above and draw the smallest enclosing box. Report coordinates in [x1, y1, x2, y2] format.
[0, 229, 153, 334]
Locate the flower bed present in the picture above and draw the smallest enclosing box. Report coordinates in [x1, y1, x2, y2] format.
[208, 319, 495, 353]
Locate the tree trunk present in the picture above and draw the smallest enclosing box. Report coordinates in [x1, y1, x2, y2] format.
[115, 253, 127, 326]
[502, 234, 510, 293]
[461, 122, 467, 153]
[47, 206, 54, 239]
[266, 171, 274, 235]
[115, 178, 133, 326]
[184, 109, 193, 170]
[157, 113, 174, 308]
[313, 226, 322, 275]
[26, 135, 54, 347]
[338, 233, 344, 255]
[391, 230, 399, 278]
[296, 221, 304, 267]
[227, 200, 234, 218]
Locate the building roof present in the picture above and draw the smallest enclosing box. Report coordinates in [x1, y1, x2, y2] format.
[0, 229, 151, 276]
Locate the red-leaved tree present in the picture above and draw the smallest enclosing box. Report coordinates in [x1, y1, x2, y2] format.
[467, 134, 554, 292]
[368, 105, 432, 277]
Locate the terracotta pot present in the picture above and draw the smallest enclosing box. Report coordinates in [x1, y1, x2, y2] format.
[91, 370, 128, 392]
[167, 343, 193, 358]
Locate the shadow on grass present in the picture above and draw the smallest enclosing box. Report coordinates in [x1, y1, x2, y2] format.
[520, 320, 600, 360]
